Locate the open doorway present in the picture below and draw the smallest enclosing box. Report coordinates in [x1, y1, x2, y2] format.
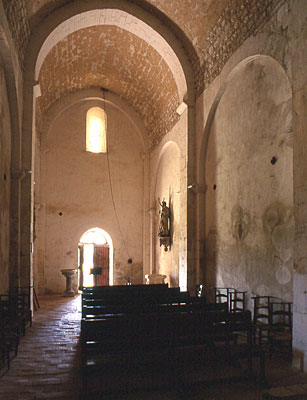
[78, 228, 113, 288]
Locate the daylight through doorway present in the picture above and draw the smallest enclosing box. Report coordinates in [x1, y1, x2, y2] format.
[78, 228, 113, 287]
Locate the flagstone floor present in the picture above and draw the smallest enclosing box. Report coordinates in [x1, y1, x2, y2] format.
[0, 295, 306, 400]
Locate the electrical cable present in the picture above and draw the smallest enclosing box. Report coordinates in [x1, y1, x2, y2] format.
[103, 89, 131, 261]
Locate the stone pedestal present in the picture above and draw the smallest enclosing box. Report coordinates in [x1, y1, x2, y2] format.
[61, 269, 77, 297]
[145, 274, 167, 284]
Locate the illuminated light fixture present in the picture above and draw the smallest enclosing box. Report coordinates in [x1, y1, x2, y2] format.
[176, 101, 187, 116]
[187, 183, 206, 193]
[33, 82, 41, 98]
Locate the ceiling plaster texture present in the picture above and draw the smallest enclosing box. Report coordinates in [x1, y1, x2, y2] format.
[26, 0, 226, 57]
[34, 9, 187, 100]
[144, 0, 229, 57]
[26, 0, 226, 92]
[197, 0, 287, 92]
[2, 0, 30, 66]
[37, 25, 180, 149]
[3, 0, 287, 147]
[5, 0, 287, 90]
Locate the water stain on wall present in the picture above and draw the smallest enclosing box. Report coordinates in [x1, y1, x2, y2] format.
[231, 205, 251, 241]
[262, 202, 294, 285]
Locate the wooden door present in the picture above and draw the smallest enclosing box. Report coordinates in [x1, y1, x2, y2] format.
[93, 245, 109, 286]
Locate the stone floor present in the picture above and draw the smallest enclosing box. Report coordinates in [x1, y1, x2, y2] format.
[0, 295, 307, 400]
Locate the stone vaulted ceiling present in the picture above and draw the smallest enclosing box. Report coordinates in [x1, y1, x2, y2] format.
[3, 0, 287, 148]
[37, 25, 180, 149]
[26, 0, 226, 61]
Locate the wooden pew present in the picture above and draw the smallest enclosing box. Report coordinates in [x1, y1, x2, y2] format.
[81, 286, 181, 301]
[82, 300, 227, 319]
[81, 287, 189, 316]
[81, 284, 171, 303]
[82, 283, 168, 294]
[80, 307, 265, 397]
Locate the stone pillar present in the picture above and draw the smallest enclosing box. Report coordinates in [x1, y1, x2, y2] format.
[292, 0, 307, 372]
[186, 101, 196, 294]
[147, 208, 156, 275]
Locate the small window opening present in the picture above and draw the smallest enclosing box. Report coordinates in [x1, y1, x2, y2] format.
[86, 107, 107, 153]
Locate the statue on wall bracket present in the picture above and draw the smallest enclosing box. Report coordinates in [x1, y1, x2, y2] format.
[158, 198, 171, 251]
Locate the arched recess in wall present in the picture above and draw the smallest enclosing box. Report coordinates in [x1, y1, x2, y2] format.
[154, 141, 181, 288]
[35, 89, 149, 293]
[39, 88, 149, 151]
[199, 55, 293, 304]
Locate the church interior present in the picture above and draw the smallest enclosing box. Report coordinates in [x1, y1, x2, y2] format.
[0, 0, 307, 398]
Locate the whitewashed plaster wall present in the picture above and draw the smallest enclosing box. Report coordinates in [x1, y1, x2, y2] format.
[196, 0, 307, 371]
[150, 111, 187, 289]
[36, 98, 147, 294]
[204, 57, 293, 307]
[197, 0, 295, 302]
[155, 142, 180, 287]
[0, 62, 11, 293]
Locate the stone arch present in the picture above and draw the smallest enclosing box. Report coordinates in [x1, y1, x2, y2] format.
[199, 54, 292, 302]
[24, 0, 196, 127]
[34, 9, 187, 101]
[199, 54, 291, 178]
[40, 88, 149, 153]
[29, 0, 199, 88]
[22, 0, 196, 294]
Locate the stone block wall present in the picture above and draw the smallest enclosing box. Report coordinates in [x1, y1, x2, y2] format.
[197, 0, 287, 93]
[0, 62, 11, 293]
[2, 0, 30, 67]
[291, 0, 307, 372]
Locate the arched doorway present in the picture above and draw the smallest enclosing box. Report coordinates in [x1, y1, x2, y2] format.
[78, 228, 113, 288]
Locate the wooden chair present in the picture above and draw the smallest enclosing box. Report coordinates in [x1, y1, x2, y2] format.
[0, 327, 11, 373]
[214, 287, 235, 312]
[252, 295, 275, 347]
[269, 301, 292, 359]
[0, 298, 20, 372]
[229, 290, 247, 313]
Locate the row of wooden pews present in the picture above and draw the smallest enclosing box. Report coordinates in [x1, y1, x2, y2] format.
[80, 285, 265, 398]
[0, 287, 33, 374]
